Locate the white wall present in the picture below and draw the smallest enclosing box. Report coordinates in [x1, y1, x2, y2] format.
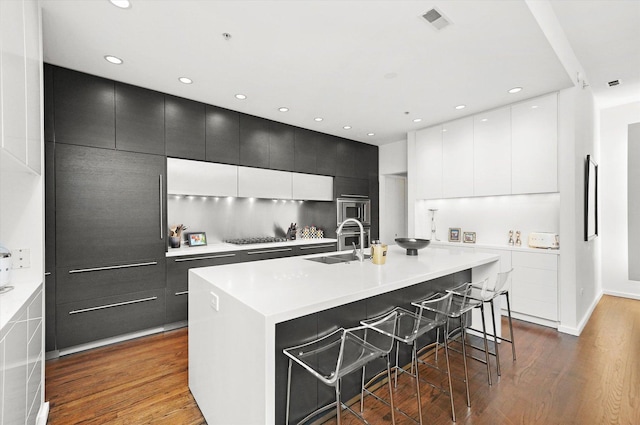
[600, 101, 640, 299]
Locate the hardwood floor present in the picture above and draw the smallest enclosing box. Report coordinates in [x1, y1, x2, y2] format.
[46, 295, 640, 424]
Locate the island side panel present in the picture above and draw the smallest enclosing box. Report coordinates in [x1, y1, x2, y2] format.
[189, 272, 267, 425]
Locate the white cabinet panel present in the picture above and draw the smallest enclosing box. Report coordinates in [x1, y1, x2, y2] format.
[511, 251, 558, 321]
[511, 93, 558, 194]
[414, 126, 443, 199]
[167, 158, 238, 197]
[475, 248, 512, 273]
[292, 173, 333, 201]
[0, 0, 28, 163]
[24, 0, 42, 174]
[474, 107, 511, 196]
[0, 336, 4, 425]
[238, 166, 292, 199]
[442, 117, 474, 198]
[3, 310, 28, 425]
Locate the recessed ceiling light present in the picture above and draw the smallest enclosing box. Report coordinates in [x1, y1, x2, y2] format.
[367, 133, 375, 136]
[178, 77, 193, 84]
[104, 55, 123, 65]
[442, 129, 448, 132]
[109, 0, 131, 9]
[343, 126, 352, 130]
[314, 117, 323, 122]
[455, 104, 466, 110]
[508, 87, 523, 94]
[531, 105, 539, 109]
[278, 107, 289, 112]
[481, 118, 488, 122]
[413, 118, 422, 123]
[235, 94, 247, 100]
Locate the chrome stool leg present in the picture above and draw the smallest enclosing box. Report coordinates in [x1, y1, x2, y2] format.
[413, 342, 424, 425]
[286, 359, 292, 425]
[459, 317, 471, 407]
[489, 299, 502, 376]
[479, 303, 492, 386]
[505, 291, 516, 360]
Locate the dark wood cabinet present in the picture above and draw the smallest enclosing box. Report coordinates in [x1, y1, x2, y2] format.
[206, 105, 240, 164]
[45, 271, 56, 352]
[316, 135, 337, 176]
[294, 128, 319, 174]
[334, 176, 369, 198]
[53, 66, 115, 149]
[239, 114, 270, 168]
[165, 95, 206, 160]
[55, 144, 166, 268]
[115, 82, 165, 155]
[269, 121, 295, 171]
[336, 139, 370, 178]
[44, 64, 55, 143]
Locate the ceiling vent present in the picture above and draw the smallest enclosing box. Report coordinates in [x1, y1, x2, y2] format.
[422, 8, 451, 30]
[607, 79, 621, 87]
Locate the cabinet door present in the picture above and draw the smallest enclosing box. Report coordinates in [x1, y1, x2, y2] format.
[237, 166, 292, 199]
[511, 93, 558, 194]
[316, 135, 337, 176]
[511, 251, 558, 321]
[165, 95, 205, 160]
[244, 246, 295, 261]
[44, 64, 55, 143]
[292, 174, 333, 201]
[239, 114, 270, 168]
[55, 144, 166, 267]
[414, 125, 443, 199]
[167, 158, 238, 197]
[294, 243, 337, 256]
[474, 107, 511, 196]
[24, 0, 41, 174]
[56, 289, 165, 349]
[45, 271, 56, 352]
[442, 117, 474, 198]
[269, 121, 295, 171]
[53, 66, 115, 149]
[335, 138, 356, 178]
[294, 128, 318, 174]
[334, 176, 369, 198]
[3, 310, 28, 425]
[205, 105, 239, 164]
[45, 143, 56, 272]
[115, 82, 165, 155]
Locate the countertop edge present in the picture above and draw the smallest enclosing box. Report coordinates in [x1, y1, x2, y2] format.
[166, 238, 337, 257]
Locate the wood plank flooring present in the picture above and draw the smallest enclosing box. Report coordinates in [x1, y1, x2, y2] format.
[46, 295, 640, 424]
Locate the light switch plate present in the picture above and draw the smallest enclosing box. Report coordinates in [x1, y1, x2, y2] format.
[11, 248, 30, 268]
[209, 291, 219, 311]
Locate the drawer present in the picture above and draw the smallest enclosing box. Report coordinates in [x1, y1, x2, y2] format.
[57, 258, 166, 303]
[294, 243, 337, 256]
[475, 248, 512, 272]
[167, 251, 245, 291]
[512, 267, 557, 288]
[512, 251, 557, 270]
[244, 246, 295, 261]
[165, 287, 188, 324]
[56, 288, 165, 349]
[511, 296, 558, 321]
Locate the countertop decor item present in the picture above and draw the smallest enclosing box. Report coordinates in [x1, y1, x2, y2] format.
[169, 224, 188, 248]
[186, 232, 207, 246]
[463, 231, 476, 244]
[448, 228, 461, 243]
[395, 238, 431, 255]
[515, 231, 522, 247]
[508, 230, 514, 246]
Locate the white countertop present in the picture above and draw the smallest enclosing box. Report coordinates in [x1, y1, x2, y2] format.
[166, 238, 337, 257]
[429, 240, 561, 255]
[0, 276, 42, 334]
[191, 245, 499, 324]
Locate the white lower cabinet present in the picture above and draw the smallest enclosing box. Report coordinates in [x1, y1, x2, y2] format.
[511, 251, 558, 322]
[0, 286, 43, 425]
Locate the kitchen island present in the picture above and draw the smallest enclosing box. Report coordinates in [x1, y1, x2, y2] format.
[188, 245, 499, 425]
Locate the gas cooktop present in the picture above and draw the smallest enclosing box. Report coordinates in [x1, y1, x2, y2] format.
[224, 237, 288, 245]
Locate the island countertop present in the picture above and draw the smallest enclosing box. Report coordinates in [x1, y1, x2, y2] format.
[191, 244, 500, 324]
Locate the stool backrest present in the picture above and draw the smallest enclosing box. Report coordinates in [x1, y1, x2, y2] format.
[415, 291, 453, 325]
[494, 269, 514, 294]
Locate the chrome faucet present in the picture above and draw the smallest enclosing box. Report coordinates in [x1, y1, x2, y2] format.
[337, 218, 365, 262]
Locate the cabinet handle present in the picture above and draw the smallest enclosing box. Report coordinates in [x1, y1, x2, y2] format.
[159, 174, 164, 240]
[69, 296, 158, 315]
[174, 253, 236, 262]
[68, 261, 158, 274]
[340, 194, 368, 198]
[247, 248, 293, 255]
[299, 244, 336, 250]
[44, 272, 52, 276]
[175, 291, 188, 296]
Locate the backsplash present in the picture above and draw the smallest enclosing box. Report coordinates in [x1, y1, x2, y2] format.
[167, 196, 336, 243]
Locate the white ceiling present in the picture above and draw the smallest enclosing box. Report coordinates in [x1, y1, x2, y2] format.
[40, 0, 639, 145]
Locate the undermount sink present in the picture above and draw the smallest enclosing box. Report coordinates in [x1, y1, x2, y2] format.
[305, 252, 372, 264]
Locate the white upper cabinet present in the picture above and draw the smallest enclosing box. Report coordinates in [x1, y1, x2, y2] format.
[24, 0, 42, 174]
[238, 166, 292, 200]
[474, 106, 511, 196]
[168, 158, 238, 197]
[292, 174, 333, 201]
[442, 117, 474, 198]
[511, 93, 558, 194]
[414, 125, 443, 199]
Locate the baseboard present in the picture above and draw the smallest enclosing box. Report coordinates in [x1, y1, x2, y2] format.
[558, 291, 604, 336]
[57, 326, 166, 357]
[603, 289, 640, 301]
[36, 401, 49, 425]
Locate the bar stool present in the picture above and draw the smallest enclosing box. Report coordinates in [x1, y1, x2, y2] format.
[283, 310, 398, 425]
[465, 269, 516, 376]
[360, 292, 455, 424]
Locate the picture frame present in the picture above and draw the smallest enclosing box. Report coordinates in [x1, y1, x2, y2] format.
[186, 232, 207, 247]
[448, 228, 461, 242]
[463, 231, 476, 244]
[584, 155, 598, 241]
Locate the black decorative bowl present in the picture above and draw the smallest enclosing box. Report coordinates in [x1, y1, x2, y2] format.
[395, 238, 431, 256]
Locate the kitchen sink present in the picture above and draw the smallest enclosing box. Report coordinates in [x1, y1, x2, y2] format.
[305, 252, 371, 264]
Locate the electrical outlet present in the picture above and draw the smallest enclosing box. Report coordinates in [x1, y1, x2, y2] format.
[11, 248, 30, 269]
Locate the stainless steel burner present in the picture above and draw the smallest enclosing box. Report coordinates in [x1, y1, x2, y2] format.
[224, 237, 288, 245]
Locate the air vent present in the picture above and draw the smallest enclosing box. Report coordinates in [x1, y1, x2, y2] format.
[422, 8, 451, 30]
[608, 79, 621, 87]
